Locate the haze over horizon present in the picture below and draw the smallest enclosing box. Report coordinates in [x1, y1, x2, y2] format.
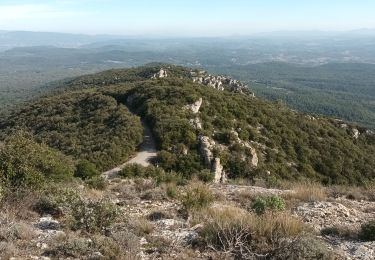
[1, 0, 375, 36]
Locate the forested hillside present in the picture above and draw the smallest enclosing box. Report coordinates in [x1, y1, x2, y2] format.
[0, 89, 143, 170]
[1, 64, 374, 185]
[212, 62, 375, 129]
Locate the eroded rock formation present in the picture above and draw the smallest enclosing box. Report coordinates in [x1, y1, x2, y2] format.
[191, 70, 254, 96]
[199, 135, 226, 183]
[152, 68, 168, 79]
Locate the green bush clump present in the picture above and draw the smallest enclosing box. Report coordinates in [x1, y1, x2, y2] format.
[70, 199, 118, 234]
[196, 169, 214, 183]
[0, 131, 74, 190]
[74, 160, 99, 180]
[251, 195, 285, 215]
[85, 176, 107, 190]
[359, 219, 375, 241]
[119, 164, 186, 185]
[34, 186, 82, 217]
[0, 91, 143, 171]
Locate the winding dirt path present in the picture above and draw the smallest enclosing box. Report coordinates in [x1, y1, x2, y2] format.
[102, 120, 157, 178]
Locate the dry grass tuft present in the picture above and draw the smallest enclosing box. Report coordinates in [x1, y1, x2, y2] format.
[285, 182, 327, 202]
[329, 184, 375, 202]
[197, 205, 307, 258]
[131, 217, 154, 236]
[180, 182, 214, 212]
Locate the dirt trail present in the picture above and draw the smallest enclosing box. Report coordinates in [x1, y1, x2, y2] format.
[102, 120, 157, 178]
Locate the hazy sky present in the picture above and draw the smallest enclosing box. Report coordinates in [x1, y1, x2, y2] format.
[0, 0, 374, 36]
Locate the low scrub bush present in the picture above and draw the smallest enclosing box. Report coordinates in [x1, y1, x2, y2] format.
[44, 234, 134, 259]
[85, 176, 107, 190]
[359, 219, 375, 241]
[74, 160, 100, 180]
[199, 206, 306, 258]
[196, 169, 214, 183]
[251, 195, 285, 215]
[164, 183, 178, 199]
[34, 186, 81, 217]
[119, 164, 186, 185]
[180, 183, 214, 211]
[70, 199, 118, 234]
[321, 225, 357, 239]
[270, 235, 335, 260]
[0, 131, 74, 190]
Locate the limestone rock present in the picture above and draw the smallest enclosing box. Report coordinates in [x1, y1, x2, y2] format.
[152, 68, 168, 79]
[212, 158, 224, 183]
[189, 117, 202, 130]
[198, 135, 226, 183]
[184, 98, 202, 114]
[35, 216, 60, 231]
[352, 128, 360, 139]
[231, 130, 258, 167]
[191, 71, 254, 96]
[199, 135, 215, 167]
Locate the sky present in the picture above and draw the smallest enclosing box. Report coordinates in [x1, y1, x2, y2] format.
[0, 0, 374, 36]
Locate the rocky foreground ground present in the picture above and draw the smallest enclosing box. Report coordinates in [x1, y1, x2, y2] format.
[2, 178, 374, 260]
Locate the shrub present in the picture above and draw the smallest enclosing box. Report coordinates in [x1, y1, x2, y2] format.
[45, 234, 127, 259]
[130, 218, 154, 236]
[34, 186, 81, 217]
[70, 199, 118, 233]
[119, 163, 145, 178]
[196, 169, 214, 183]
[270, 235, 335, 260]
[321, 225, 357, 239]
[180, 183, 214, 211]
[251, 195, 285, 215]
[74, 160, 99, 180]
[119, 164, 186, 185]
[85, 176, 107, 190]
[164, 183, 178, 199]
[199, 206, 306, 258]
[0, 131, 74, 190]
[359, 219, 375, 241]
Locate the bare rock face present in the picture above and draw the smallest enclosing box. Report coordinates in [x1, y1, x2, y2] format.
[352, 128, 360, 139]
[212, 158, 224, 183]
[231, 130, 258, 167]
[152, 68, 168, 79]
[198, 135, 226, 183]
[189, 117, 202, 130]
[184, 98, 203, 114]
[249, 146, 259, 167]
[199, 135, 215, 167]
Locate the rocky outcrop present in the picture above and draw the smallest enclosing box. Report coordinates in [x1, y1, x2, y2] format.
[184, 98, 202, 114]
[189, 117, 202, 130]
[35, 216, 60, 231]
[199, 136, 225, 183]
[212, 158, 226, 183]
[191, 71, 254, 96]
[152, 68, 168, 79]
[231, 130, 258, 167]
[199, 136, 215, 167]
[352, 128, 360, 139]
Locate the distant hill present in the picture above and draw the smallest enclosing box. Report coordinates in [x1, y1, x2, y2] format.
[0, 31, 118, 50]
[1, 64, 374, 185]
